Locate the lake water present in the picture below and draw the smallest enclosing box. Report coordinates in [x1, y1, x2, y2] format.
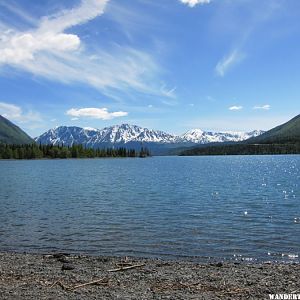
[0, 156, 299, 262]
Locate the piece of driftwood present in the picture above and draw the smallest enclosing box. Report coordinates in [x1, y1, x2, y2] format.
[50, 278, 109, 291]
[108, 263, 145, 272]
[116, 262, 134, 267]
[68, 278, 109, 290]
[49, 281, 69, 290]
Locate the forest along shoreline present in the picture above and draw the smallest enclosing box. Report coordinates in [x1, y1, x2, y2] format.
[0, 252, 299, 299]
[0, 144, 151, 159]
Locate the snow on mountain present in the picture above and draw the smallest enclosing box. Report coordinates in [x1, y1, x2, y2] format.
[181, 129, 265, 144]
[35, 124, 177, 146]
[88, 124, 177, 144]
[35, 124, 264, 147]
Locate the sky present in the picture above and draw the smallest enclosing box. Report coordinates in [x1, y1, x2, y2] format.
[0, 0, 300, 137]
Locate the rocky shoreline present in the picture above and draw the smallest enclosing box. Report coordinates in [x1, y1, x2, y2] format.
[0, 252, 299, 299]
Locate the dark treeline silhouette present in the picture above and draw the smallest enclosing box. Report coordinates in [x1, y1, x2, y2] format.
[139, 147, 151, 158]
[180, 143, 300, 156]
[0, 143, 151, 159]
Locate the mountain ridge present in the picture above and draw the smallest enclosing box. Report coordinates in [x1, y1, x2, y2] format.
[0, 115, 34, 145]
[245, 114, 300, 144]
[35, 123, 264, 150]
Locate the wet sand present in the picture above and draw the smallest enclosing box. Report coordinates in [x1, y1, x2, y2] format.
[0, 252, 299, 299]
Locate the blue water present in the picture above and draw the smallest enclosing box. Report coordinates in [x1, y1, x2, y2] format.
[0, 156, 299, 262]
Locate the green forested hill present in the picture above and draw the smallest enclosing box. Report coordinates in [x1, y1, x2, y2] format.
[0, 115, 33, 144]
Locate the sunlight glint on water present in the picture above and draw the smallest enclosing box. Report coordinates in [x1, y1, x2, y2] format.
[0, 156, 299, 262]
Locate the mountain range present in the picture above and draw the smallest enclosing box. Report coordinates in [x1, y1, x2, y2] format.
[1, 113, 299, 156]
[35, 124, 264, 154]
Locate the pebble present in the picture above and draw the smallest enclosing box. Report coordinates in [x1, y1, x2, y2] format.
[61, 264, 75, 271]
[57, 257, 70, 263]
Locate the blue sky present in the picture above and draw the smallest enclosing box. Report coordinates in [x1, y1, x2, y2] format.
[0, 0, 299, 137]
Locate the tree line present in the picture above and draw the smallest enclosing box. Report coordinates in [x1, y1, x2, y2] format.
[180, 143, 300, 156]
[0, 143, 151, 159]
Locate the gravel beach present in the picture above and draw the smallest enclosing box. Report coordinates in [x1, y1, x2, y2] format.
[0, 252, 299, 299]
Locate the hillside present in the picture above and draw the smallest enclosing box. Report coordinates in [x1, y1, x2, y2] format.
[180, 114, 300, 156]
[246, 114, 300, 144]
[0, 115, 33, 144]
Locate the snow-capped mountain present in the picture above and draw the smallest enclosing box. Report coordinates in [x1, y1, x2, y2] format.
[35, 124, 264, 149]
[89, 124, 177, 144]
[35, 126, 98, 147]
[35, 124, 177, 146]
[181, 129, 264, 144]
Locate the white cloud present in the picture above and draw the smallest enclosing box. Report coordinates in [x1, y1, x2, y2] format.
[229, 105, 243, 111]
[216, 50, 245, 77]
[0, 32, 80, 64]
[0, 0, 109, 64]
[253, 104, 271, 110]
[0, 102, 42, 123]
[66, 107, 128, 120]
[180, 0, 211, 8]
[38, 0, 108, 33]
[0, 0, 169, 98]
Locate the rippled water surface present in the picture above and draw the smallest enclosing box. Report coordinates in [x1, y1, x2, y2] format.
[0, 156, 299, 262]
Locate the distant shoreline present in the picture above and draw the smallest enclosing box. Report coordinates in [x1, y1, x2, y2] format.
[1, 153, 300, 161]
[0, 156, 147, 161]
[0, 143, 150, 159]
[180, 143, 300, 156]
[0, 251, 299, 299]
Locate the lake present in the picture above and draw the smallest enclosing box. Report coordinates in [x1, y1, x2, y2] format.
[0, 156, 299, 262]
